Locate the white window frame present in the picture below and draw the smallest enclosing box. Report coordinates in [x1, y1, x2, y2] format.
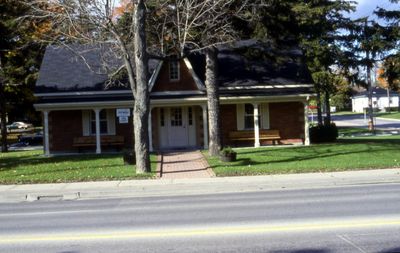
[82, 109, 116, 136]
[244, 104, 256, 130]
[169, 60, 180, 81]
[236, 103, 270, 130]
[90, 110, 108, 135]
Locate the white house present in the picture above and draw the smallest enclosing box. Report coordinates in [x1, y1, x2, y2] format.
[352, 87, 399, 113]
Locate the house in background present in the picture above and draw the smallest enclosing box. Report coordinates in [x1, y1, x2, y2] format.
[34, 41, 314, 155]
[352, 87, 399, 113]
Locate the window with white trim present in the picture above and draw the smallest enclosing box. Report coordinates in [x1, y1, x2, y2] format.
[91, 110, 108, 135]
[244, 104, 261, 130]
[82, 109, 116, 136]
[169, 60, 180, 81]
[236, 103, 270, 130]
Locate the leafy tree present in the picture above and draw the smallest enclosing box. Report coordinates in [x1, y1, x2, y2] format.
[0, 0, 48, 152]
[251, 0, 355, 125]
[376, 0, 400, 111]
[342, 17, 399, 131]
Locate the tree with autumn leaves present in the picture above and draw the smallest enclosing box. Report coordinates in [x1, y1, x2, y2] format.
[0, 0, 54, 152]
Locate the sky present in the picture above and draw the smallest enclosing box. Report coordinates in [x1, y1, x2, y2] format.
[350, 0, 399, 19]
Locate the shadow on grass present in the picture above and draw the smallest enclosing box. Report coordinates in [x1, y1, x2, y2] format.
[211, 138, 400, 170]
[0, 152, 122, 172]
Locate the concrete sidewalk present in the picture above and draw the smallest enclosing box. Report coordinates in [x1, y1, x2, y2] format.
[0, 168, 399, 203]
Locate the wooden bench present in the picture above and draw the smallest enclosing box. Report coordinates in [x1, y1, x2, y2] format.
[73, 135, 124, 151]
[229, 130, 281, 145]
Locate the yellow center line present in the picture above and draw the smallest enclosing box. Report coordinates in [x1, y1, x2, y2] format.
[2, 219, 400, 244]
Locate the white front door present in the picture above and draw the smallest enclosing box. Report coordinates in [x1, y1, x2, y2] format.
[168, 107, 188, 148]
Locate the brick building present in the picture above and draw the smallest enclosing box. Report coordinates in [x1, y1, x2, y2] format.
[34, 40, 314, 155]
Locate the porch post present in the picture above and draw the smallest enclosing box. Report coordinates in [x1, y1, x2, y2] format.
[253, 103, 260, 147]
[43, 110, 50, 156]
[148, 107, 153, 152]
[304, 102, 310, 146]
[202, 104, 209, 149]
[94, 108, 101, 154]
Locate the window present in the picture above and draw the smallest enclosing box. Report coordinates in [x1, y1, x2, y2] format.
[237, 104, 269, 131]
[90, 110, 108, 135]
[244, 104, 260, 129]
[82, 109, 116, 136]
[160, 108, 165, 127]
[169, 60, 180, 81]
[171, 108, 183, 126]
[188, 107, 193, 126]
[244, 104, 254, 129]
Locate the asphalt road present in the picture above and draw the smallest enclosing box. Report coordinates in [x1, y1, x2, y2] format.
[331, 114, 400, 130]
[1, 183, 400, 253]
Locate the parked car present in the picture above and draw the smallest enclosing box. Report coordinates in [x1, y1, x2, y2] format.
[6, 122, 33, 131]
[18, 131, 43, 145]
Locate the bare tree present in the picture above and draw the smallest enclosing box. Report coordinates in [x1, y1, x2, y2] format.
[148, 0, 249, 156]
[26, 0, 151, 173]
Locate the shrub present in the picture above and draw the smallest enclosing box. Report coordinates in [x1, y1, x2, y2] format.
[309, 123, 338, 143]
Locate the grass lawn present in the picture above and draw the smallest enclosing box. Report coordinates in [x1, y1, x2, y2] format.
[0, 151, 157, 184]
[332, 111, 362, 116]
[337, 127, 390, 137]
[205, 136, 400, 177]
[377, 112, 400, 120]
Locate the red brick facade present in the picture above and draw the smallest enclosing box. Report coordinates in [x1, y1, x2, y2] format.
[48, 101, 305, 152]
[152, 60, 199, 92]
[115, 112, 134, 148]
[49, 110, 82, 152]
[220, 102, 305, 147]
[269, 102, 304, 144]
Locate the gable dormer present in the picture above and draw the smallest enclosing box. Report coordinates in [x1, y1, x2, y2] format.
[150, 57, 204, 92]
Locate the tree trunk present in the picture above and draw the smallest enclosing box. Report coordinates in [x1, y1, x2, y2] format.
[0, 84, 8, 153]
[366, 56, 374, 132]
[133, 0, 150, 173]
[316, 90, 323, 126]
[324, 90, 331, 125]
[205, 47, 221, 156]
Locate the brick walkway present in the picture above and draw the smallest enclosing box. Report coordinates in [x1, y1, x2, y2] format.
[159, 150, 214, 179]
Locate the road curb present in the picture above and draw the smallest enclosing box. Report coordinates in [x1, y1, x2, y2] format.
[1, 168, 399, 203]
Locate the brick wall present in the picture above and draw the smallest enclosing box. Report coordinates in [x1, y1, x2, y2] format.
[115, 112, 133, 149]
[49, 110, 82, 152]
[269, 102, 304, 143]
[220, 104, 237, 146]
[48, 102, 304, 152]
[152, 60, 199, 92]
[220, 102, 305, 146]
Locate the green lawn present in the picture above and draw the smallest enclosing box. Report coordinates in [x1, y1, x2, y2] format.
[337, 127, 390, 137]
[0, 151, 157, 184]
[332, 111, 362, 116]
[205, 136, 400, 177]
[377, 112, 400, 120]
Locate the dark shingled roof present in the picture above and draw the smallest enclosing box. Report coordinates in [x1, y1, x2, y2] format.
[35, 41, 313, 99]
[35, 44, 159, 93]
[189, 40, 313, 88]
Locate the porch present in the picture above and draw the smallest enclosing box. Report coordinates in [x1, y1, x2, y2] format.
[37, 100, 310, 155]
